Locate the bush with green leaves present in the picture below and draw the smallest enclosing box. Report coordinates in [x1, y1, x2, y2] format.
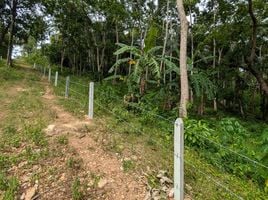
[258, 128, 268, 166]
[184, 119, 214, 148]
[218, 118, 248, 146]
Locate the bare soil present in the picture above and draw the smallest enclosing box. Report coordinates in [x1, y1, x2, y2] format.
[42, 85, 147, 199]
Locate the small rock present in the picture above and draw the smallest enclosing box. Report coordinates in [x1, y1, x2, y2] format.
[160, 177, 173, 184]
[21, 175, 30, 183]
[168, 188, 174, 198]
[44, 124, 55, 135]
[184, 194, 192, 200]
[185, 184, 192, 192]
[25, 187, 37, 200]
[161, 185, 168, 192]
[59, 173, 66, 181]
[131, 155, 138, 161]
[18, 161, 28, 168]
[98, 179, 108, 189]
[20, 193, 26, 200]
[78, 133, 86, 139]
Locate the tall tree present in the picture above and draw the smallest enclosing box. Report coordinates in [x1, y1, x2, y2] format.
[177, 0, 189, 118]
[6, 0, 18, 66]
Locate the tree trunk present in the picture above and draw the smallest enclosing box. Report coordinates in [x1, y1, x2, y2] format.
[113, 23, 119, 84]
[213, 0, 217, 111]
[60, 48, 65, 72]
[0, 22, 10, 47]
[160, 0, 170, 83]
[140, 75, 146, 96]
[246, 0, 268, 96]
[177, 0, 189, 118]
[7, 0, 17, 67]
[100, 32, 106, 80]
[129, 28, 134, 75]
[189, 7, 194, 103]
[198, 94, 204, 116]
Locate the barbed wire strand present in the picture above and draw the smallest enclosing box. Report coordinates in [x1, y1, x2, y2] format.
[68, 79, 268, 169]
[69, 80, 88, 88]
[184, 160, 244, 200]
[94, 100, 172, 151]
[98, 91, 175, 124]
[68, 87, 88, 98]
[35, 72, 266, 198]
[49, 75, 268, 170]
[195, 134, 268, 170]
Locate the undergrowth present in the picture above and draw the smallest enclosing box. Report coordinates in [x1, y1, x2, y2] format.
[49, 69, 268, 199]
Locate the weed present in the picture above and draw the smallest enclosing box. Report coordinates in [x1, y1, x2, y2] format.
[71, 178, 83, 200]
[1, 176, 19, 200]
[2, 125, 21, 148]
[24, 125, 47, 147]
[56, 135, 68, 145]
[67, 157, 82, 170]
[0, 155, 11, 171]
[90, 173, 101, 188]
[122, 159, 135, 172]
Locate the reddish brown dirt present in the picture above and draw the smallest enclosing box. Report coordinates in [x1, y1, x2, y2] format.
[42, 85, 146, 200]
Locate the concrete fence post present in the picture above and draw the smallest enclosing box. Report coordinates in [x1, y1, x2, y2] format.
[174, 118, 184, 200]
[48, 68, 51, 82]
[33, 63, 36, 69]
[54, 71, 58, 87]
[88, 82, 94, 119]
[65, 76, 70, 98]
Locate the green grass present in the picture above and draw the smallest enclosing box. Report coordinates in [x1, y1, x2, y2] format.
[0, 60, 55, 198]
[56, 135, 68, 145]
[1, 59, 266, 199]
[49, 70, 268, 199]
[71, 178, 86, 200]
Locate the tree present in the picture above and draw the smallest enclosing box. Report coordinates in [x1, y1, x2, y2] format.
[177, 0, 189, 118]
[5, 0, 45, 66]
[245, 0, 268, 96]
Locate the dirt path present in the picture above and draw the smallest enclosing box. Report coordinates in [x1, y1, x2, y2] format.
[42, 85, 147, 199]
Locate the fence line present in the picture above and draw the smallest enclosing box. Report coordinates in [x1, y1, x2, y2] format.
[34, 66, 267, 199]
[195, 133, 268, 170]
[49, 70, 268, 170]
[96, 91, 268, 170]
[94, 100, 174, 151]
[98, 91, 175, 124]
[69, 80, 88, 88]
[68, 86, 87, 98]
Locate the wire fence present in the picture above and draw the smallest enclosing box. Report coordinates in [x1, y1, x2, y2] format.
[33, 65, 268, 199]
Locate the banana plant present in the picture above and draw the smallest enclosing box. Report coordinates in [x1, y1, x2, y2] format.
[108, 43, 177, 96]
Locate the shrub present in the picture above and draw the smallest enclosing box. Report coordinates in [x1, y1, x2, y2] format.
[184, 119, 213, 148]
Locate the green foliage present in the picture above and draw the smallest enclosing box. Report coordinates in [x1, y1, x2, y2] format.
[67, 157, 82, 170]
[219, 118, 247, 136]
[0, 175, 19, 200]
[144, 22, 159, 52]
[111, 43, 177, 94]
[0, 66, 23, 83]
[190, 70, 216, 100]
[218, 118, 248, 147]
[23, 50, 49, 67]
[24, 125, 47, 147]
[71, 178, 83, 200]
[185, 119, 213, 148]
[122, 159, 135, 172]
[258, 128, 268, 162]
[56, 135, 68, 145]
